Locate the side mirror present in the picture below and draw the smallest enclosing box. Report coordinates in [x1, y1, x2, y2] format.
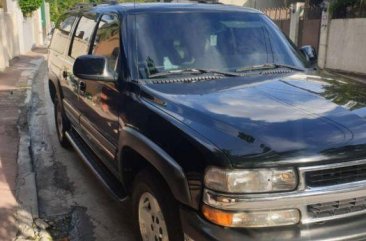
[300, 45, 317, 65]
[73, 55, 116, 82]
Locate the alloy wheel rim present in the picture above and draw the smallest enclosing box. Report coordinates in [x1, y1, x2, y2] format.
[138, 192, 169, 241]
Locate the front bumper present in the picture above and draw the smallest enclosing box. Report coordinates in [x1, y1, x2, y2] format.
[180, 207, 366, 241]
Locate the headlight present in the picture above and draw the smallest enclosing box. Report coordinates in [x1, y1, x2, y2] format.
[204, 167, 298, 193]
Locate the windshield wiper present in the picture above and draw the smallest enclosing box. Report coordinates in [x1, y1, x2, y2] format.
[236, 63, 305, 73]
[149, 68, 239, 79]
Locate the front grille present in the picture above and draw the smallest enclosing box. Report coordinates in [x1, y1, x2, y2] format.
[307, 196, 366, 219]
[305, 163, 366, 187]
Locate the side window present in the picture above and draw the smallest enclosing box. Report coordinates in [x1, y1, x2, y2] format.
[70, 15, 98, 59]
[50, 15, 77, 54]
[92, 14, 120, 73]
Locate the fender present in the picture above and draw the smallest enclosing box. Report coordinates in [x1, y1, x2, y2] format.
[118, 125, 192, 207]
[48, 71, 64, 102]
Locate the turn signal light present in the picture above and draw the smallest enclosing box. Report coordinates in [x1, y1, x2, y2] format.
[202, 205, 300, 228]
[202, 204, 233, 227]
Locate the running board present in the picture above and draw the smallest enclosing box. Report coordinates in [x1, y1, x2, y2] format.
[66, 130, 127, 201]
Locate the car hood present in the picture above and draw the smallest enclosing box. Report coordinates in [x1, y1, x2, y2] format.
[141, 72, 366, 167]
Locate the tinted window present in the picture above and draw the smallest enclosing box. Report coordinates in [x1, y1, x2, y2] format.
[130, 12, 308, 79]
[59, 16, 76, 33]
[93, 14, 120, 73]
[70, 15, 98, 59]
[50, 15, 76, 54]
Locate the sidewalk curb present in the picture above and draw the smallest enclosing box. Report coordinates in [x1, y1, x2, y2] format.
[15, 57, 46, 240]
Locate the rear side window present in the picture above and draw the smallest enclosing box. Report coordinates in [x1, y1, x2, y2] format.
[50, 15, 77, 54]
[70, 15, 98, 59]
[92, 14, 120, 73]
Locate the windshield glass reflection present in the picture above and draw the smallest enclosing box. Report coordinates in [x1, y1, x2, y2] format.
[130, 12, 308, 79]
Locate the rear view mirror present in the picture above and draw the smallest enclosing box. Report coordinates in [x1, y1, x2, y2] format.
[300, 45, 317, 66]
[73, 55, 116, 82]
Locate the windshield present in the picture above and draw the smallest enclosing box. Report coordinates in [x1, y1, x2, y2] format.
[128, 11, 308, 80]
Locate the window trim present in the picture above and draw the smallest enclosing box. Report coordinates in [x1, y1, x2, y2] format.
[50, 14, 77, 55]
[91, 12, 122, 74]
[68, 13, 99, 60]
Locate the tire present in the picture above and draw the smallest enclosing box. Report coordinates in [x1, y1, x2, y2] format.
[54, 95, 70, 148]
[132, 169, 184, 241]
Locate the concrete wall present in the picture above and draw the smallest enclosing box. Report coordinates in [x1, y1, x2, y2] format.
[23, 17, 36, 53]
[0, 9, 9, 70]
[0, 0, 48, 71]
[326, 18, 366, 75]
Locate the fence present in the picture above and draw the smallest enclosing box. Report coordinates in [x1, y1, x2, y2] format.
[261, 7, 291, 36]
[300, 5, 322, 20]
[298, 5, 322, 52]
[261, 5, 322, 52]
[261, 7, 291, 20]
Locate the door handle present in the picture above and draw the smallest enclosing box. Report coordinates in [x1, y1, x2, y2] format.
[79, 81, 86, 92]
[62, 71, 68, 79]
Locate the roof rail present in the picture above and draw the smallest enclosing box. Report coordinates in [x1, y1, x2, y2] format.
[101, 0, 118, 4]
[170, 0, 222, 4]
[69, 3, 97, 11]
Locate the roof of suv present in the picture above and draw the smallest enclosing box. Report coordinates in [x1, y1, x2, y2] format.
[89, 3, 261, 15]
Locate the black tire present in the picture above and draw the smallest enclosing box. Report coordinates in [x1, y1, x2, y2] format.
[54, 95, 71, 148]
[132, 169, 184, 241]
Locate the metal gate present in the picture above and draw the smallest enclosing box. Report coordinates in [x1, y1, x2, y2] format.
[298, 5, 322, 52]
[261, 5, 322, 52]
[261, 7, 291, 36]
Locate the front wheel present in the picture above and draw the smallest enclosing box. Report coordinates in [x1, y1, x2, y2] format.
[132, 170, 184, 241]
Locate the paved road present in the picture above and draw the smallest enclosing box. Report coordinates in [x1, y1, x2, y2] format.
[29, 62, 136, 240]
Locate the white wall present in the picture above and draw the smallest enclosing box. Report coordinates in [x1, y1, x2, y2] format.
[0, 0, 47, 70]
[23, 17, 36, 52]
[326, 18, 366, 75]
[0, 9, 9, 70]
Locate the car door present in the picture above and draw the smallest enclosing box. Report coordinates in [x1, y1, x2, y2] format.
[48, 14, 80, 126]
[77, 13, 121, 172]
[64, 13, 99, 126]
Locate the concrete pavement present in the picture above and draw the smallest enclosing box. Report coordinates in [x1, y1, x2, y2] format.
[30, 47, 135, 241]
[0, 47, 135, 241]
[0, 50, 45, 241]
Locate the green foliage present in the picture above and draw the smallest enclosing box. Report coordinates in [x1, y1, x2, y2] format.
[19, 0, 43, 16]
[48, 0, 82, 22]
[330, 0, 359, 13]
[48, 0, 148, 23]
[329, 0, 366, 18]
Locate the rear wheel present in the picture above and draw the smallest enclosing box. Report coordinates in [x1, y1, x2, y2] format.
[54, 96, 70, 148]
[132, 170, 184, 241]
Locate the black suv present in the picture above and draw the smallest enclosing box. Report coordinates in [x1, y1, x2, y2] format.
[48, 3, 366, 241]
